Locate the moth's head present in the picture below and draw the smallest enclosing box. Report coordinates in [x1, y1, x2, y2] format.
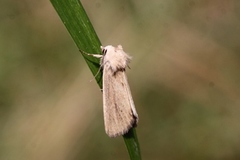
[101, 45, 123, 55]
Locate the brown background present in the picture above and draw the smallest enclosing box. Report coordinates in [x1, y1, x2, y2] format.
[1, 0, 240, 159]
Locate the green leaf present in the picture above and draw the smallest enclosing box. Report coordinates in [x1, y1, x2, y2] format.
[50, 0, 102, 87]
[123, 128, 142, 160]
[50, 0, 141, 159]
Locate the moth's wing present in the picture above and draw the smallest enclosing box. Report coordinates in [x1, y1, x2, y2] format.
[103, 67, 138, 137]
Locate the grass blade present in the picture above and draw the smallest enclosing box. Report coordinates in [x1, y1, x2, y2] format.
[50, 0, 141, 159]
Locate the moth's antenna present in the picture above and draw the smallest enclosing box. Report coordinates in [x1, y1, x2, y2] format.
[79, 49, 103, 81]
[79, 49, 102, 58]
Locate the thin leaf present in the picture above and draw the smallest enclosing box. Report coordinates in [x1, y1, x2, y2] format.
[50, 0, 102, 87]
[50, 0, 141, 159]
[123, 128, 142, 160]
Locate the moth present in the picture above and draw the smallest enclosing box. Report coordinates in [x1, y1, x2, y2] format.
[84, 45, 138, 137]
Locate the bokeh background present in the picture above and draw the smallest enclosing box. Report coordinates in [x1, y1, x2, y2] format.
[1, 0, 240, 159]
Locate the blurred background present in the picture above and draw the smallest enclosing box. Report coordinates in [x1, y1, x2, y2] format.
[1, 0, 240, 159]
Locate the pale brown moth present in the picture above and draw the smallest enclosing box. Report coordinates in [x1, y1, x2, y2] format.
[84, 45, 138, 137]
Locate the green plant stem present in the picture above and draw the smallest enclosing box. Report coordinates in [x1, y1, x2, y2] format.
[50, 0, 141, 159]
